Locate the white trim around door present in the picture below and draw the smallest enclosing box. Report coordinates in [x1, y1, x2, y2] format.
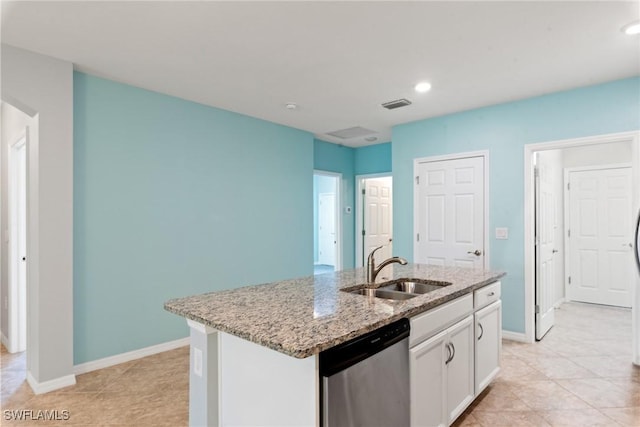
[523, 131, 640, 360]
[313, 170, 342, 271]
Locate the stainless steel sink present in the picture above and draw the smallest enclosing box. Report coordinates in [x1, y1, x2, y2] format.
[381, 280, 451, 294]
[344, 278, 452, 301]
[350, 288, 417, 300]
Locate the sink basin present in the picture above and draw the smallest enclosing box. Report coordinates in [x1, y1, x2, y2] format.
[350, 288, 417, 300]
[381, 280, 451, 294]
[344, 278, 451, 301]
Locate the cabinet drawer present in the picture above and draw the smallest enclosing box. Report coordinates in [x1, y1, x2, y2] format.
[474, 281, 501, 310]
[410, 294, 473, 347]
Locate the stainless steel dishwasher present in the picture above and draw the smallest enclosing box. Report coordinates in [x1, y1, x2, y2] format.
[319, 318, 410, 427]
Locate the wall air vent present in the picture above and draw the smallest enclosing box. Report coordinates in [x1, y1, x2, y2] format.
[382, 98, 412, 110]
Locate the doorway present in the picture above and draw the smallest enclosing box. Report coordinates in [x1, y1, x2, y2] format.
[413, 152, 489, 269]
[525, 131, 640, 355]
[314, 171, 341, 274]
[8, 134, 27, 353]
[356, 174, 393, 267]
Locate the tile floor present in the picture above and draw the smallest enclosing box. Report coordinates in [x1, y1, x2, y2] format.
[0, 301, 638, 426]
[1, 345, 188, 426]
[454, 302, 639, 427]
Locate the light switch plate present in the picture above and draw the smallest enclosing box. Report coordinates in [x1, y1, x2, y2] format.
[495, 227, 508, 240]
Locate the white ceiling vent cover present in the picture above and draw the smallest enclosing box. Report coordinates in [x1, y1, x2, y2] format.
[326, 126, 378, 139]
[382, 98, 412, 110]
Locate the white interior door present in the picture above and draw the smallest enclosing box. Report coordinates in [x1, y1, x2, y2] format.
[363, 178, 393, 262]
[9, 137, 27, 353]
[318, 193, 336, 266]
[567, 166, 633, 308]
[535, 157, 557, 340]
[415, 156, 485, 268]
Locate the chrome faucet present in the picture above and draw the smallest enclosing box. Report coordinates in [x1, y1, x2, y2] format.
[367, 245, 408, 283]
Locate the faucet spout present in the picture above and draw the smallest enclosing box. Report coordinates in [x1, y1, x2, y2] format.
[366, 246, 407, 283]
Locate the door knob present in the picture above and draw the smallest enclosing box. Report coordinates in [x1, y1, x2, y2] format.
[467, 250, 482, 256]
[552, 249, 558, 253]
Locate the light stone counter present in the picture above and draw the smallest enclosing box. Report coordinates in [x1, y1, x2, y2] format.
[164, 264, 505, 358]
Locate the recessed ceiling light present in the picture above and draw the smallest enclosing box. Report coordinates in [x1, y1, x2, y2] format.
[622, 21, 640, 35]
[414, 82, 432, 93]
[285, 103, 298, 110]
[365, 136, 378, 142]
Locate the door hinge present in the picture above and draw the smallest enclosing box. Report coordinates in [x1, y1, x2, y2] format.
[535, 305, 540, 314]
[567, 182, 570, 190]
[534, 168, 540, 178]
[567, 229, 571, 238]
[362, 188, 366, 195]
[416, 233, 420, 242]
[568, 276, 572, 285]
[362, 230, 365, 236]
[415, 176, 420, 185]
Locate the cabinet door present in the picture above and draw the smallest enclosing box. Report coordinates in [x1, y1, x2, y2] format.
[475, 300, 502, 394]
[445, 315, 475, 425]
[410, 329, 447, 427]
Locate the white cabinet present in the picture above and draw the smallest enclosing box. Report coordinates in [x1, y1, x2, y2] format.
[410, 281, 502, 427]
[475, 300, 501, 394]
[410, 315, 475, 427]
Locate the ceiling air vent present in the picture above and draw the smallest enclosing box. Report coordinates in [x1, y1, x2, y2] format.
[382, 98, 412, 110]
[326, 126, 377, 139]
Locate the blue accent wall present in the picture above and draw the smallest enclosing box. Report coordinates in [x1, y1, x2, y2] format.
[314, 140, 355, 269]
[392, 77, 640, 334]
[355, 142, 391, 175]
[74, 72, 314, 364]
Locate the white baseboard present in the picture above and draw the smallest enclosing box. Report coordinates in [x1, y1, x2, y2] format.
[502, 330, 527, 342]
[27, 371, 76, 395]
[74, 336, 189, 375]
[554, 298, 566, 309]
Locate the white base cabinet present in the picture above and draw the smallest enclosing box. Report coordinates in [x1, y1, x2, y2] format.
[475, 300, 501, 394]
[410, 281, 501, 427]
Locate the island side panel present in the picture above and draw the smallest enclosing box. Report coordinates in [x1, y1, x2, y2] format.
[220, 332, 318, 427]
[187, 320, 220, 427]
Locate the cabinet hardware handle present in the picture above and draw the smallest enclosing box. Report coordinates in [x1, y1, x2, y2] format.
[488, 292, 495, 297]
[449, 342, 455, 362]
[478, 323, 484, 340]
[445, 343, 453, 364]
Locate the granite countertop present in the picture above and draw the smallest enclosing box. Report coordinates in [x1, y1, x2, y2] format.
[164, 264, 505, 358]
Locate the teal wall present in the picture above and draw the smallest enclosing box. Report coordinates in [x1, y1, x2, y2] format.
[355, 142, 391, 175]
[392, 77, 640, 334]
[74, 72, 314, 364]
[313, 140, 393, 268]
[313, 140, 355, 269]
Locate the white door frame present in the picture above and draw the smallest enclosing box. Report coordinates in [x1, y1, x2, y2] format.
[314, 170, 342, 271]
[7, 131, 28, 353]
[355, 173, 393, 267]
[412, 150, 490, 270]
[563, 163, 633, 306]
[524, 131, 640, 362]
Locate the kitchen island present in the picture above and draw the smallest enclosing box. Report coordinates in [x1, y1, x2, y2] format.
[165, 264, 505, 426]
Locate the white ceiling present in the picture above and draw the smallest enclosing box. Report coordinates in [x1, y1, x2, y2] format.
[2, 1, 639, 147]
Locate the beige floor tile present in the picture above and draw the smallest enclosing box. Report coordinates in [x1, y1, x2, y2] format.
[472, 410, 551, 426]
[558, 377, 640, 408]
[540, 408, 621, 426]
[508, 380, 591, 410]
[526, 356, 598, 379]
[600, 407, 640, 426]
[572, 356, 640, 379]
